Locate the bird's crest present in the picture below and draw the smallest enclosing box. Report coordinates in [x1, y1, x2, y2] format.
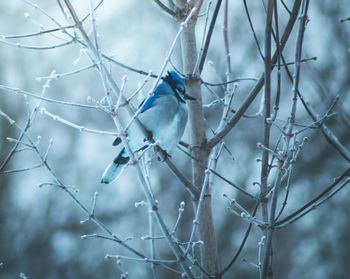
[162, 70, 186, 94]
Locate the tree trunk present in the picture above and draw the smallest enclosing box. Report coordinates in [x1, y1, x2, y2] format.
[181, 17, 219, 278]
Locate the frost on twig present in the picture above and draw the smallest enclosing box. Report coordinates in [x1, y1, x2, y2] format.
[80, 192, 99, 224]
[105, 255, 129, 278]
[39, 182, 79, 193]
[223, 194, 267, 228]
[40, 108, 119, 136]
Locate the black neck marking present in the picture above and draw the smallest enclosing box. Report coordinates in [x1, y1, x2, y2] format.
[163, 76, 185, 103]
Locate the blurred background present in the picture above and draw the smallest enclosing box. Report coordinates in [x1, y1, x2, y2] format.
[0, 0, 350, 278]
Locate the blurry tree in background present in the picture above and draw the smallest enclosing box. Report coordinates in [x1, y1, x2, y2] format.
[1, 0, 350, 279]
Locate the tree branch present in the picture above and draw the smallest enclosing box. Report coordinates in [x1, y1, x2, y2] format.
[275, 167, 350, 228]
[206, 0, 302, 150]
[152, 0, 176, 17]
[197, 0, 223, 74]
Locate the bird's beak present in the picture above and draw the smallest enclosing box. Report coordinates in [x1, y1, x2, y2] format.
[183, 94, 196, 101]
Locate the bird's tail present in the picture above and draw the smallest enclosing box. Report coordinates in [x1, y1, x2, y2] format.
[101, 148, 130, 184]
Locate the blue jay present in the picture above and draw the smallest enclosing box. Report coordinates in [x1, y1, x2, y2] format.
[101, 70, 194, 184]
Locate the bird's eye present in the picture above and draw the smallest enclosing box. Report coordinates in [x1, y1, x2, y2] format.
[177, 85, 186, 94]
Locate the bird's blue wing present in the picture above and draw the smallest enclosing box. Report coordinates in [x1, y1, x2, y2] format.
[111, 97, 157, 145]
[111, 97, 155, 144]
[138, 83, 173, 113]
[138, 94, 159, 113]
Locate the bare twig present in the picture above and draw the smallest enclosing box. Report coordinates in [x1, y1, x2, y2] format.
[259, 5, 275, 261]
[202, 77, 257, 86]
[261, 2, 309, 278]
[219, 202, 260, 276]
[339, 16, 350, 23]
[1, 25, 74, 39]
[152, 0, 176, 17]
[276, 168, 350, 228]
[206, 0, 302, 150]
[196, 0, 223, 74]
[0, 38, 75, 50]
[177, 145, 257, 200]
[0, 84, 101, 109]
[243, 0, 264, 60]
[41, 108, 120, 136]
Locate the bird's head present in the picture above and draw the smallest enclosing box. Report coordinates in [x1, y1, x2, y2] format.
[162, 70, 196, 102]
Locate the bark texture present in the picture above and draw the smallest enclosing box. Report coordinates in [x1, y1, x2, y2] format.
[181, 16, 219, 278]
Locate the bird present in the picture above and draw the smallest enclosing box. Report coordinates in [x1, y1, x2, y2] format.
[101, 70, 195, 184]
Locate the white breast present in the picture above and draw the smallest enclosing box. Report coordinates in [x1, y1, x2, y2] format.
[155, 103, 188, 152]
[127, 97, 188, 153]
